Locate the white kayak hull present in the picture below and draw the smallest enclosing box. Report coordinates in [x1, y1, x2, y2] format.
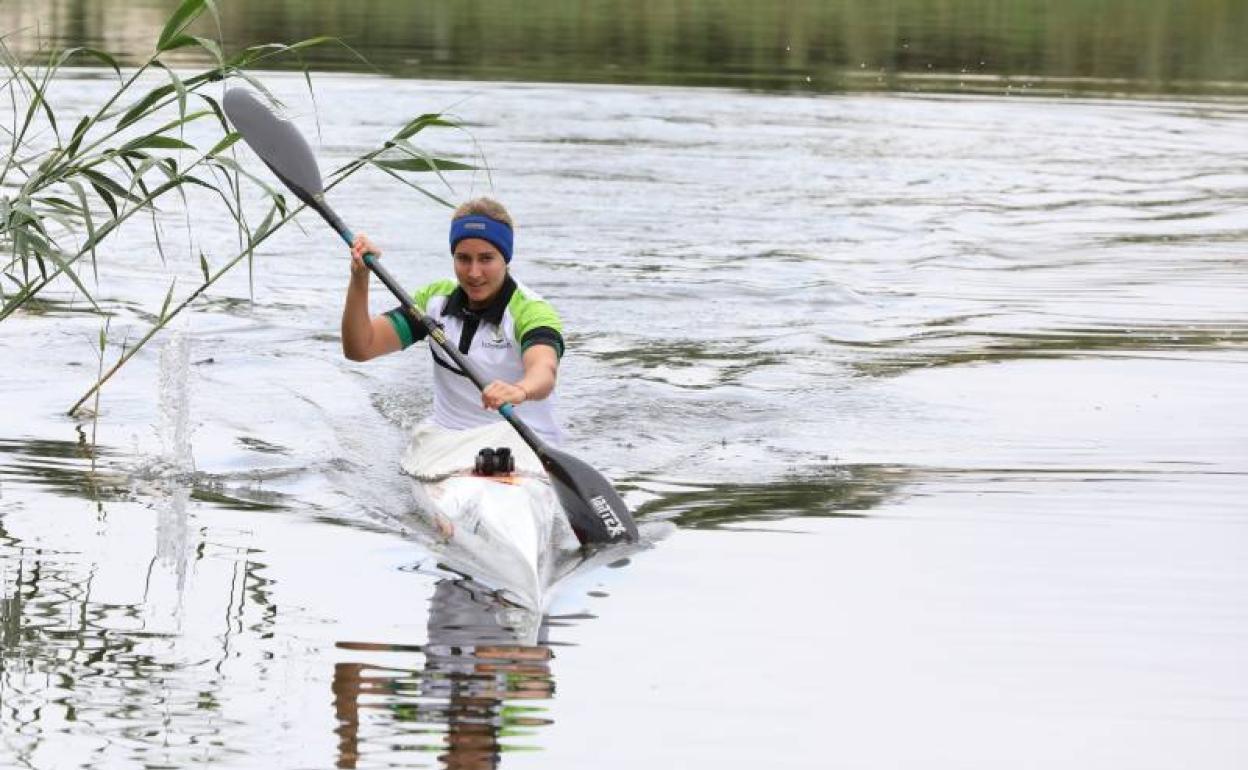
[410, 472, 581, 608]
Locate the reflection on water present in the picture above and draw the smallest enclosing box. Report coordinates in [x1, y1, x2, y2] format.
[0, 469, 592, 770]
[844, 321, 1248, 377]
[335, 581, 553, 770]
[3, 0, 1247, 96]
[0, 434, 300, 512]
[0, 503, 273, 769]
[0, 437, 128, 503]
[633, 465, 912, 529]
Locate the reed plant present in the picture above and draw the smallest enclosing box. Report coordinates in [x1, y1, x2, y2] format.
[0, 0, 472, 416]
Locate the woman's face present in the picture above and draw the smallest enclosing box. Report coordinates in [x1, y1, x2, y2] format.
[453, 238, 507, 307]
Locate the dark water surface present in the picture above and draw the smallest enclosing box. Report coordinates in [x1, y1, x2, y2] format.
[1, 11, 1248, 770]
[4, 0, 1248, 96]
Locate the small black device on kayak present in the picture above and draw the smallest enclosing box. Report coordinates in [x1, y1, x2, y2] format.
[473, 447, 515, 476]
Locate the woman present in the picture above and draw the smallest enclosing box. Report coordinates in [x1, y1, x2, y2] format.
[341, 197, 564, 446]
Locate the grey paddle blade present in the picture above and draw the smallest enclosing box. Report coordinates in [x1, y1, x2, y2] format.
[541, 446, 639, 544]
[222, 89, 324, 204]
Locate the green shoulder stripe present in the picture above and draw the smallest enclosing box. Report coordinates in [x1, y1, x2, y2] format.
[412, 278, 457, 312]
[508, 282, 563, 340]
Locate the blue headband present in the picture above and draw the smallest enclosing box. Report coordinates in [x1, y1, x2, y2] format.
[449, 215, 514, 263]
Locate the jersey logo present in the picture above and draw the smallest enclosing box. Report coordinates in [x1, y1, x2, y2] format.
[481, 327, 510, 348]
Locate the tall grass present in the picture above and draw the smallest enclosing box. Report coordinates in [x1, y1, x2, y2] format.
[0, 0, 472, 416]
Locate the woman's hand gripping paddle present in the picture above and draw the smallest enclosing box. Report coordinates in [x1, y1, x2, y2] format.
[222, 87, 638, 546]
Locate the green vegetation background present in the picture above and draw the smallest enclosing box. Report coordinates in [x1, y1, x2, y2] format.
[5, 0, 1247, 95]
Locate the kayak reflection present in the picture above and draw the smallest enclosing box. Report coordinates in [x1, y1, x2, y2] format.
[333, 579, 561, 769]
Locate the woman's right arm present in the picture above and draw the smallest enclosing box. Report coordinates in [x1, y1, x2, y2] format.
[342, 233, 403, 362]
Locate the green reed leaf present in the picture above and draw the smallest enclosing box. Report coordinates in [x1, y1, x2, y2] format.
[116, 83, 175, 130]
[157, 35, 199, 52]
[23, 227, 98, 310]
[285, 36, 338, 52]
[253, 203, 278, 243]
[123, 156, 161, 201]
[89, 182, 118, 220]
[227, 42, 286, 69]
[193, 36, 225, 67]
[66, 180, 100, 284]
[10, 200, 45, 230]
[158, 278, 176, 321]
[18, 71, 58, 142]
[150, 157, 180, 183]
[197, 93, 229, 132]
[202, 0, 222, 35]
[35, 196, 80, 214]
[379, 139, 473, 192]
[151, 206, 167, 266]
[79, 168, 146, 206]
[60, 47, 122, 81]
[119, 135, 195, 153]
[153, 62, 188, 121]
[208, 155, 281, 199]
[65, 116, 90, 158]
[370, 164, 455, 209]
[142, 109, 213, 141]
[373, 157, 476, 173]
[29, 205, 79, 244]
[157, 0, 208, 52]
[233, 71, 279, 104]
[207, 131, 241, 157]
[394, 114, 456, 141]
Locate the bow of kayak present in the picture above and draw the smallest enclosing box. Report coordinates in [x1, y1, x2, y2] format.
[409, 472, 581, 608]
[403, 422, 581, 608]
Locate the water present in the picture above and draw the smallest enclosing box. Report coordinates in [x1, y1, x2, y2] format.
[2, 69, 1247, 769]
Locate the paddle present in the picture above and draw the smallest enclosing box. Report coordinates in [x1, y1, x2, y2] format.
[222, 87, 638, 546]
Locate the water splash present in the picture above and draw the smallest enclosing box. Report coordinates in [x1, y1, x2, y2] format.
[153, 327, 194, 593]
[157, 327, 195, 475]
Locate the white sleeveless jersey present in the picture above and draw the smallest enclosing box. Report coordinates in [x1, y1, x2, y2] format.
[385, 276, 564, 445]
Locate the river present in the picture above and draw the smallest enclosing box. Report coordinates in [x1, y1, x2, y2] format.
[2, 4, 1247, 770]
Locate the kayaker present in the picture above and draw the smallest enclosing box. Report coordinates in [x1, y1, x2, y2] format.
[340, 197, 564, 445]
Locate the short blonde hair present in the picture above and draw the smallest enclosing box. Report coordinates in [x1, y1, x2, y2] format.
[453, 197, 513, 227]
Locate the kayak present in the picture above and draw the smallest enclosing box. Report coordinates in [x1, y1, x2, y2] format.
[403, 421, 582, 608]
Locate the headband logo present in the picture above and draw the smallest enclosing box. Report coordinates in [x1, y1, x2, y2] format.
[465, 222, 485, 230]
